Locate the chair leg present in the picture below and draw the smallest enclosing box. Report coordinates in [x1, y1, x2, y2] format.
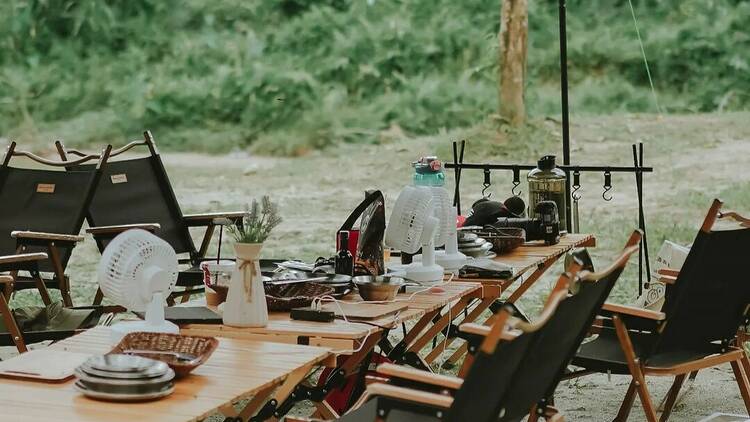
[613, 315, 658, 422]
[47, 244, 73, 307]
[731, 358, 750, 415]
[0, 292, 27, 353]
[30, 270, 53, 307]
[659, 373, 686, 422]
[614, 379, 638, 422]
[92, 288, 104, 306]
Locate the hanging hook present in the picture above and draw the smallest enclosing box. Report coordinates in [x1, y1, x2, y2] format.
[602, 171, 613, 201]
[482, 167, 492, 198]
[511, 168, 522, 196]
[571, 170, 582, 201]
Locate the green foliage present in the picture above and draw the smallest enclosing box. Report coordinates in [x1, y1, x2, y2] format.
[229, 196, 283, 244]
[1, 0, 748, 154]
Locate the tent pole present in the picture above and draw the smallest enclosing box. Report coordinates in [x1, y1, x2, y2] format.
[558, 0, 573, 232]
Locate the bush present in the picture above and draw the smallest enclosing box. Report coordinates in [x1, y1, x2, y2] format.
[0, 0, 747, 153]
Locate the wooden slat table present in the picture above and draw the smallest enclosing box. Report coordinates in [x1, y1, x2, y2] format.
[0, 327, 333, 422]
[180, 281, 481, 419]
[438, 233, 596, 369]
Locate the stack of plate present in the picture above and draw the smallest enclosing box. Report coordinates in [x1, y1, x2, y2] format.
[457, 232, 496, 259]
[75, 354, 175, 401]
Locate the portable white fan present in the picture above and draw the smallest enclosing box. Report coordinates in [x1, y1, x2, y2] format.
[430, 187, 467, 272]
[385, 186, 444, 282]
[98, 229, 179, 341]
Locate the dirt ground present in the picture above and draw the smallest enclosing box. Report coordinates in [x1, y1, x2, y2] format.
[3, 112, 750, 421]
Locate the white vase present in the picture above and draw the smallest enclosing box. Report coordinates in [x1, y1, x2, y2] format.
[222, 243, 269, 327]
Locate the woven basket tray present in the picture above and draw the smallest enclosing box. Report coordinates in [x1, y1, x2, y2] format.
[475, 227, 526, 255]
[110, 332, 219, 377]
[264, 282, 335, 312]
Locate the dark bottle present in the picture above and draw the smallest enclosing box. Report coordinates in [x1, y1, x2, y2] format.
[335, 231, 354, 276]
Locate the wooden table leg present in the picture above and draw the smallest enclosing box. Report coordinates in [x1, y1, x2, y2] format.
[234, 384, 276, 421]
[425, 296, 494, 363]
[406, 298, 470, 361]
[506, 258, 556, 304]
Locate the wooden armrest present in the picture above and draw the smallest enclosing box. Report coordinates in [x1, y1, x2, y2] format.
[601, 302, 666, 321]
[657, 268, 680, 277]
[458, 323, 520, 340]
[366, 383, 454, 409]
[657, 274, 677, 285]
[376, 363, 463, 390]
[183, 212, 245, 226]
[459, 323, 491, 337]
[11, 231, 84, 243]
[0, 276, 13, 284]
[86, 223, 161, 236]
[0, 252, 49, 264]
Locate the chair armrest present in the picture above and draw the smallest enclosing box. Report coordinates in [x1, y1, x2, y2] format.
[86, 223, 161, 236]
[657, 268, 680, 277]
[366, 383, 454, 410]
[183, 212, 245, 227]
[601, 302, 666, 321]
[0, 276, 13, 284]
[376, 363, 463, 390]
[458, 323, 520, 340]
[11, 231, 84, 243]
[0, 252, 48, 265]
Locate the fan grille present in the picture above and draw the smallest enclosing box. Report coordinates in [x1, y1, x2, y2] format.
[98, 229, 178, 312]
[385, 186, 433, 254]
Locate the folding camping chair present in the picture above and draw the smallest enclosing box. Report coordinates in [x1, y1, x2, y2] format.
[570, 199, 750, 422]
[0, 143, 111, 352]
[314, 231, 641, 422]
[55, 131, 244, 304]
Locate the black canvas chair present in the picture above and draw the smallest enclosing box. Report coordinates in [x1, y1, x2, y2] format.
[316, 231, 642, 422]
[56, 131, 244, 304]
[569, 199, 750, 422]
[0, 143, 111, 352]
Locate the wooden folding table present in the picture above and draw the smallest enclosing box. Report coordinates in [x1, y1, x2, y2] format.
[437, 233, 596, 368]
[180, 281, 481, 418]
[0, 326, 333, 422]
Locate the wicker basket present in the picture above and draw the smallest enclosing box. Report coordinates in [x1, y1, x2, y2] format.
[111, 332, 219, 377]
[476, 227, 526, 255]
[264, 282, 335, 312]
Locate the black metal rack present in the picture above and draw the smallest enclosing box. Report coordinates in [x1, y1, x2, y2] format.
[444, 0, 658, 293]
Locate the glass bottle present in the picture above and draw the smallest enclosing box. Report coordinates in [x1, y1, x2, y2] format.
[527, 155, 567, 230]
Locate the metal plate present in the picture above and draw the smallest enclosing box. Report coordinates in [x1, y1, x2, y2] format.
[75, 368, 174, 386]
[75, 380, 174, 402]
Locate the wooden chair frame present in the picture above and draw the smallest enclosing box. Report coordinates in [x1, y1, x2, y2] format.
[1, 142, 111, 307]
[56, 131, 244, 304]
[574, 200, 750, 422]
[321, 235, 641, 422]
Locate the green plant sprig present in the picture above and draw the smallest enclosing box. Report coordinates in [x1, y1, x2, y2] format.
[229, 196, 282, 243]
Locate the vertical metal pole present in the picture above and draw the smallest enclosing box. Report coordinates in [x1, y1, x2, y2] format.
[559, 0, 573, 232]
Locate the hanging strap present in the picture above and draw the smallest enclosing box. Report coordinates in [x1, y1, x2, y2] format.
[339, 190, 385, 232]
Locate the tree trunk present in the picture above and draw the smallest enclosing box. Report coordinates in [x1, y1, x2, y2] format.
[498, 0, 528, 126]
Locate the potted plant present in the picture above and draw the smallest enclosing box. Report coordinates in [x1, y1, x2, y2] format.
[222, 196, 282, 327]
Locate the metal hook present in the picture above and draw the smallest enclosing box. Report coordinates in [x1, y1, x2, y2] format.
[482, 167, 492, 198]
[511, 168, 522, 196]
[602, 171, 613, 201]
[572, 170, 582, 201]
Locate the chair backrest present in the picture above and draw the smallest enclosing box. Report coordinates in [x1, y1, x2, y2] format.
[58, 132, 196, 255]
[0, 143, 110, 272]
[656, 200, 750, 353]
[446, 231, 641, 422]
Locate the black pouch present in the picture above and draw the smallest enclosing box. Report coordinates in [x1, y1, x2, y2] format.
[338, 190, 385, 276]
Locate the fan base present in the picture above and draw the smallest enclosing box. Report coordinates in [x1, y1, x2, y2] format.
[110, 320, 180, 343]
[401, 262, 445, 283]
[434, 250, 467, 272]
